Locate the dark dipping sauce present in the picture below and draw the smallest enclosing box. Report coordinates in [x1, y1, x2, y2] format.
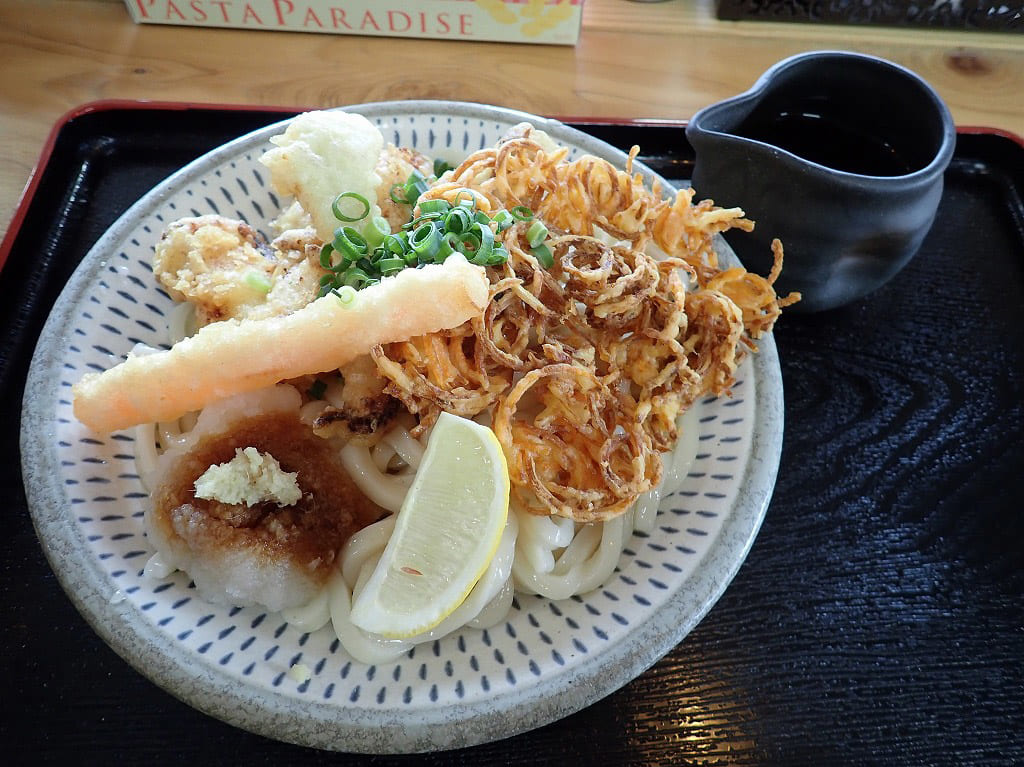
[735, 110, 917, 177]
[151, 412, 385, 583]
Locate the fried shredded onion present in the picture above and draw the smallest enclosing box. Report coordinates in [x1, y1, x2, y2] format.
[373, 124, 800, 521]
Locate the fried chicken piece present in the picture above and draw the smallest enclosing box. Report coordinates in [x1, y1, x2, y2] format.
[153, 215, 277, 325]
[249, 228, 325, 320]
[153, 215, 331, 326]
[259, 110, 384, 244]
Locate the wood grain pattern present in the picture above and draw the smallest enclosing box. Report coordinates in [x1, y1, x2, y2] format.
[2, 0, 1024, 244]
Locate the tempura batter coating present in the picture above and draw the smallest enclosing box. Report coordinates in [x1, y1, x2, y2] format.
[153, 215, 274, 325]
[153, 215, 328, 326]
[259, 110, 384, 243]
[72, 256, 489, 433]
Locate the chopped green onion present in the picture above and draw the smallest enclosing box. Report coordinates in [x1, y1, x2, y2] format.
[404, 170, 428, 206]
[531, 243, 554, 269]
[419, 199, 450, 216]
[433, 158, 454, 177]
[457, 231, 481, 255]
[389, 170, 430, 207]
[384, 231, 409, 255]
[308, 379, 327, 399]
[466, 222, 495, 265]
[333, 285, 358, 305]
[318, 188, 532, 292]
[487, 244, 509, 265]
[410, 221, 441, 261]
[377, 256, 406, 275]
[444, 206, 473, 235]
[364, 215, 390, 249]
[319, 242, 337, 269]
[333, 227, 368, 264]
[342, 267, 375, 289]
[436, 232, 457, 262]
[491, 209, 514, 231]
[526, 219, 549, 248]
[244, 270, 272, 294]
[332, 192, 371, 222]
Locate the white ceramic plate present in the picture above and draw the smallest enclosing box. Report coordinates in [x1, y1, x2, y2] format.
[20, 101, 783, 753]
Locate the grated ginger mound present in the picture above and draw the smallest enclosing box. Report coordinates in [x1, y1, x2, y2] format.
[194, 447, 302, 507]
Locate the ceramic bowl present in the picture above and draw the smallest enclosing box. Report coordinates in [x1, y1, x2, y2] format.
[686, 51, 956, 312]
[21, 100, 785, 752]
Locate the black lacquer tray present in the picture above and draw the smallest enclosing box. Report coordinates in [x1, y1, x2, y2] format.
[2, 103, 1022, 765]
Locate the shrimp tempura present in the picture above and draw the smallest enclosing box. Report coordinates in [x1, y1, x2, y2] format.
[72, 255, 488, 433]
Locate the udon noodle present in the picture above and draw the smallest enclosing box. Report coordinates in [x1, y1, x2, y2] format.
[136, 381, 699, 663]
[122, 115, 797, 665]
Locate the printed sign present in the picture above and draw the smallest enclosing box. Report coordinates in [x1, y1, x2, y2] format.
[123, 0, 585, 44]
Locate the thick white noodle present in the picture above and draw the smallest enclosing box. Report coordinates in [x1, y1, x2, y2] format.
[157, 418, 190, 450]
[134, 334, 702, 660]
[515, 513, 574, 575]
[634, 406, 700, 533]
[130, 343, 164, 492]
[340, 515, 397, 586]
[466, 576, 514, 629]
[327, 571, 410, 665]
[280, 588, 331, 632]
[298, 400, 327, 426]
[631, 490, 661, 536]
[142, 551, 174, 579]
[509, 407, 700, 599]
[512, 511, 627, 600]
[382, 426, 425, 469]
[370, 441, 393, 472]
[326, 512, 518, 663]
[550, 522, 602, 575]
[134, 422, 159, 492]
[323, 378, 346, 409]
[166, 302, 194, 345]
[339, 442, 412, 513]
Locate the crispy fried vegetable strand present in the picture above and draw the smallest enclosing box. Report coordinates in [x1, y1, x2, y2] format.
[373, 124, 800, 522]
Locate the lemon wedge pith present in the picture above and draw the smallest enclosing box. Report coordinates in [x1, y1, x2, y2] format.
[349, 412, 510, 639]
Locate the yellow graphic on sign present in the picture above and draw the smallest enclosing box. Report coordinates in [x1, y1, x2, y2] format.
[477, 0, 576, 37]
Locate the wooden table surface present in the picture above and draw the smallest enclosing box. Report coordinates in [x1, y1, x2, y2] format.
[2, 0, 1024, 244]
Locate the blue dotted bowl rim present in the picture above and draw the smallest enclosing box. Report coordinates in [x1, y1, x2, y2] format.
[20, 100, 784, 753]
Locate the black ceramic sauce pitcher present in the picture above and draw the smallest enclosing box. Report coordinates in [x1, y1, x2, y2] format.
[686, 51, 956, 312]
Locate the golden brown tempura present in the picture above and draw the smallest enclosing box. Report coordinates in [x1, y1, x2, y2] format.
[372, 125, 800, 522]
[72, 256, 489, 433]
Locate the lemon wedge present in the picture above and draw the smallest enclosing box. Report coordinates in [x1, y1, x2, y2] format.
[349, 412, 510, 639]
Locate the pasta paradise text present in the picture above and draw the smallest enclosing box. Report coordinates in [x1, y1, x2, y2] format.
[129, 0, 474, 36]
